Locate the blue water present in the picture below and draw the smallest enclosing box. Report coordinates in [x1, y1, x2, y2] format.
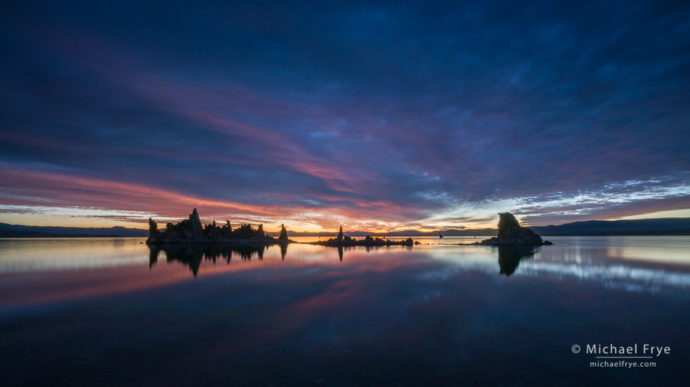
[0, 237, 688, 385]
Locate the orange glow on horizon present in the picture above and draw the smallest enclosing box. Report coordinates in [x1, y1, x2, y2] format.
[0, 166, 431, 231]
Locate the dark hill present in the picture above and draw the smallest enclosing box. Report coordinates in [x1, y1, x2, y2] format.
[0, 222, 148, 237]
[1, 217, 689, 238]
[531, 218, 690, 236]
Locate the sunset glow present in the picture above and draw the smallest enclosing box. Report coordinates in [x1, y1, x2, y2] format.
[1, 1, 689, 232]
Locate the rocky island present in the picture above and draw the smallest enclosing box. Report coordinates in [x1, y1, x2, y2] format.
[146, 208, 291, 246]
[479, 212, 552, 246]
[312, 226, 414, 247]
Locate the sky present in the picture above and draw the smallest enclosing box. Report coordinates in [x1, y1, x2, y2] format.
[1, 0, 689, 232]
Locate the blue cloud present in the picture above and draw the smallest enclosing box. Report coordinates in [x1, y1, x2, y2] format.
[1, 0, 689, 228]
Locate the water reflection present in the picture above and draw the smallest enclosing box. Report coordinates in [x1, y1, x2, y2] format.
[1, 237, 690, 385]
[280, 243, 287, 260]
[0, 237, 147, 272]
[1, 237, 689, 290]
[148, 243, 418, 275]
[149, 242, 550, 280]
[497, 246, 538, 276]
[150, 244, 273, 276]
[148, 244, 362, 275]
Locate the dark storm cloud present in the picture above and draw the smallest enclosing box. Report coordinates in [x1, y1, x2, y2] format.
[1, 0, 689, 228]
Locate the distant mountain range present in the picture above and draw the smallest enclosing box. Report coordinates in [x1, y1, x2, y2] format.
[531, 218, 690, 236]
[1, 217, 689, 238]
[290, 218, 690, 237]
[0, 223, 148, 237]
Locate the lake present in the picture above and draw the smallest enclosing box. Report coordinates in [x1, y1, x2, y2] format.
[1, 236, 688, 386]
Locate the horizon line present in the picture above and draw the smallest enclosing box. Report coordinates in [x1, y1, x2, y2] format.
[3, 215, 690, 235]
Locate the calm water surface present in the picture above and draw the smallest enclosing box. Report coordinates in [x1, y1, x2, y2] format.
[1, 236, 689, 386]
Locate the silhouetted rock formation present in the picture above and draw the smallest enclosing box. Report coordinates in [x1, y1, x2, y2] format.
[148, 217, 159, 238]
[189, 208, 203, 237]
[312, 229, 414, 247]
[146, 208, 291, 246]
[279, 224, 288, 241]
[480, 213, 552, 246]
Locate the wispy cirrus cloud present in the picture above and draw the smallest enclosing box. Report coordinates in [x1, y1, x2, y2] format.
[1, 1, 689, 230]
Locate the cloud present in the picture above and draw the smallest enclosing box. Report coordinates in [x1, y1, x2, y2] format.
[1, 1, 689, 229]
